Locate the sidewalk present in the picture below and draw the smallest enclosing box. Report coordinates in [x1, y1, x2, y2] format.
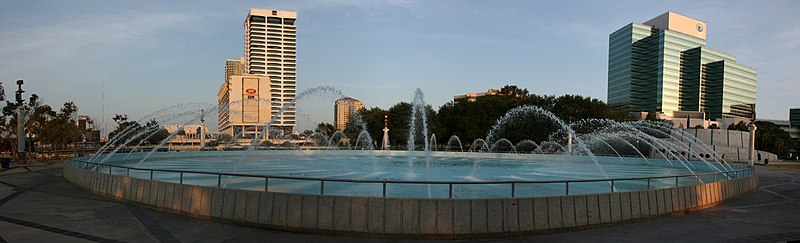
[0, 163, 798, 242]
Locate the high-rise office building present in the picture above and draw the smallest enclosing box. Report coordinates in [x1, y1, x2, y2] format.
[791, 108, 800, 127]
[607, 12, 756, 119]
[225, 57, 246, 81]
[334, 98, 364, 131]
[244, 8, 297, 132]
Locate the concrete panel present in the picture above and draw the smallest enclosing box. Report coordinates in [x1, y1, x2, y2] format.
[548, 197, 563, 228]
[419, 200, 437, 234]
[639, 191, 650, 217]
[620, 192, 631, 220]
[648, 190, 658, 216]
[164, 183, 175, 211]
[598, 194, 611, 223]
[533, 197, 549, 230]
[149, 181, 160, 206]
[199, 187, 212, 217]
[155, 182, 166, 208]
[349, 197, 368, 232]
[122, 177, 133, 201]
[385, 198, 404, 234]
[586, 195, 600, 225]
[171, 184, 183, 212]
[729, 130, 743, 148]
[669, 188, 678, 212]
[210, 188, 225, 218]
[678, 187, 686, 211]
[629, 192, 641, 219]
[401, 199, 419, 234]
[561, 196, 576, 227]
[135, 180, 145, 203]
[221, 188, 236, 219]
[487, 199, 503, 232]
[712, 129, 725, 147]
[189, 186, 202, 215]
[286, 194, 303, 228]
[302, 195, 318, 228]
[502, 199, 519, 232]
[332, 196, 350, 231]
[246, 191, 261, 223]
[696, 129, 712, 150]
[452, 200, 471, 234]
[470, 199, 487, 234]
[609, 193, 622, 222]
[436, 200, 454, 234]
[139, 180, 150, 204]
[518, 198, 534, 231]
[317, 196, 334, 230]
[657, 189, 666, 214]
[272, 193, 288, 226]
[181, 185, 194, 214]
[368, 198, 385, 233]
[574, 195, 589, 226]
[689, 185, 698, 209]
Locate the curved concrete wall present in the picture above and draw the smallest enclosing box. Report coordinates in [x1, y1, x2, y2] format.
[63, 164, 758, 239]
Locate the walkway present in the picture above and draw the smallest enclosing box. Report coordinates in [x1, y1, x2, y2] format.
[0, 163, 797, 242]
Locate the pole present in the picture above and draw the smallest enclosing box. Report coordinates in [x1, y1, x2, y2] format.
[567, 132, 573, 154]
[17, 107, 25, 163]
[748, 123, 757, 166]
[200, 109, 205, 150]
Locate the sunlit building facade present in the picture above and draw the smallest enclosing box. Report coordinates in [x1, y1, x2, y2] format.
[608, 12, 756, 119]
[334, 97, 363, 131]
[245, 8, 297, 132]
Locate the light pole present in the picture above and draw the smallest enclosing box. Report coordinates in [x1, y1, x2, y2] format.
[748, 122, 757, 166]
[15, 80, 26, 164]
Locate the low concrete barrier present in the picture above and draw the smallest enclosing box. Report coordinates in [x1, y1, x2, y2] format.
[63, 163, 759, 239]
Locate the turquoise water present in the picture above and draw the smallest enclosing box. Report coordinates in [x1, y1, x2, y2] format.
[76, 150, 740, 198]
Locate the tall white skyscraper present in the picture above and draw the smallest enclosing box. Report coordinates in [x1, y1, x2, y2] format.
[245, 8, 297, 132]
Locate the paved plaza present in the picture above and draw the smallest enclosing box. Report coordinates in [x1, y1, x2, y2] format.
[0, 162, 797, 242]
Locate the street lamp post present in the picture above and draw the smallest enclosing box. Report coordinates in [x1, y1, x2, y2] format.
[15, 80, 26, 164]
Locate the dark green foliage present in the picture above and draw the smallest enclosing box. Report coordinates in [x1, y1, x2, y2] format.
[754, 121, 797, 158]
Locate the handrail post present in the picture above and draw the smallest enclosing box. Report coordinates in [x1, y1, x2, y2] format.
[448, 184, 453, 198]
[150, 170, 154, 180]
[179, 172, 184, 184]
[511, 183, 515, 198]
[675, 176, 679, 188]
[264, 177, 268, 191]
[108, 165, 112, 175]
[611, 180, 615, 192]
[126, 168, 130, 177]
[647, 178, 651, 189]
[382, 180, 387, 197]
[696, 175, 700, 185]
[566, 181, 570, 195]
[320, 180, 325, 195]
[218, 175, 223, 188]
[714, 173, 717, 182]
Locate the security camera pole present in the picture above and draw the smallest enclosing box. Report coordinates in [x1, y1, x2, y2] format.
[15, 80, 26, 164]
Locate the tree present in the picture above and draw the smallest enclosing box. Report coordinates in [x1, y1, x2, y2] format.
[315, 123, 335, 137]
[708, 123, 719, 129]
[754, 121, 797, 158]
[728, 121, 749, 131]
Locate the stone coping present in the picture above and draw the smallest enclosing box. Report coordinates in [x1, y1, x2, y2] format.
[63, 162, 758, 239]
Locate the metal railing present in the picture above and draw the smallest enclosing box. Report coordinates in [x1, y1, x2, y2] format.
[68, 159, 755, 199]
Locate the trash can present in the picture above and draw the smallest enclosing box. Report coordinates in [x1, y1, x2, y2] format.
[0, 158, 10, 168]
[764, 159, 769, 165]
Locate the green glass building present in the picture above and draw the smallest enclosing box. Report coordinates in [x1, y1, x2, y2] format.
[608, 12, 756, 119]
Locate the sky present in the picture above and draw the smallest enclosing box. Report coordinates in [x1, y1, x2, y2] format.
[0, 0, 798, 133]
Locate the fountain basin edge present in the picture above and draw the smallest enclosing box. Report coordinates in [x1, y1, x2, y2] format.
[62, 160, 758, 239]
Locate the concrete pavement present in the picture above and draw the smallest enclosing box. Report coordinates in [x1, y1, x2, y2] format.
[0, 163, 797, 242]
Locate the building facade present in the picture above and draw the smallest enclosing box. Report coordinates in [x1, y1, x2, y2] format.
[607, 12, 756, 120]
[453, 88, 501, 103]
[225, 57, 246, 81]
[244, 8, 297, 132]
[217, 75, 273, 139]
[334, 97, 364, 131]
[791, 108, 800, 127]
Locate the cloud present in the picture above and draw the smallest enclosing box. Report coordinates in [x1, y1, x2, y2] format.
[0, 11, 207, 65]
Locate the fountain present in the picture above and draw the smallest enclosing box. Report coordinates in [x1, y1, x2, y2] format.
[64, 87, 757, 238]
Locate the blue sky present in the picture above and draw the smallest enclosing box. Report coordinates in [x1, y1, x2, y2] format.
[0, 0, 798, 132]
